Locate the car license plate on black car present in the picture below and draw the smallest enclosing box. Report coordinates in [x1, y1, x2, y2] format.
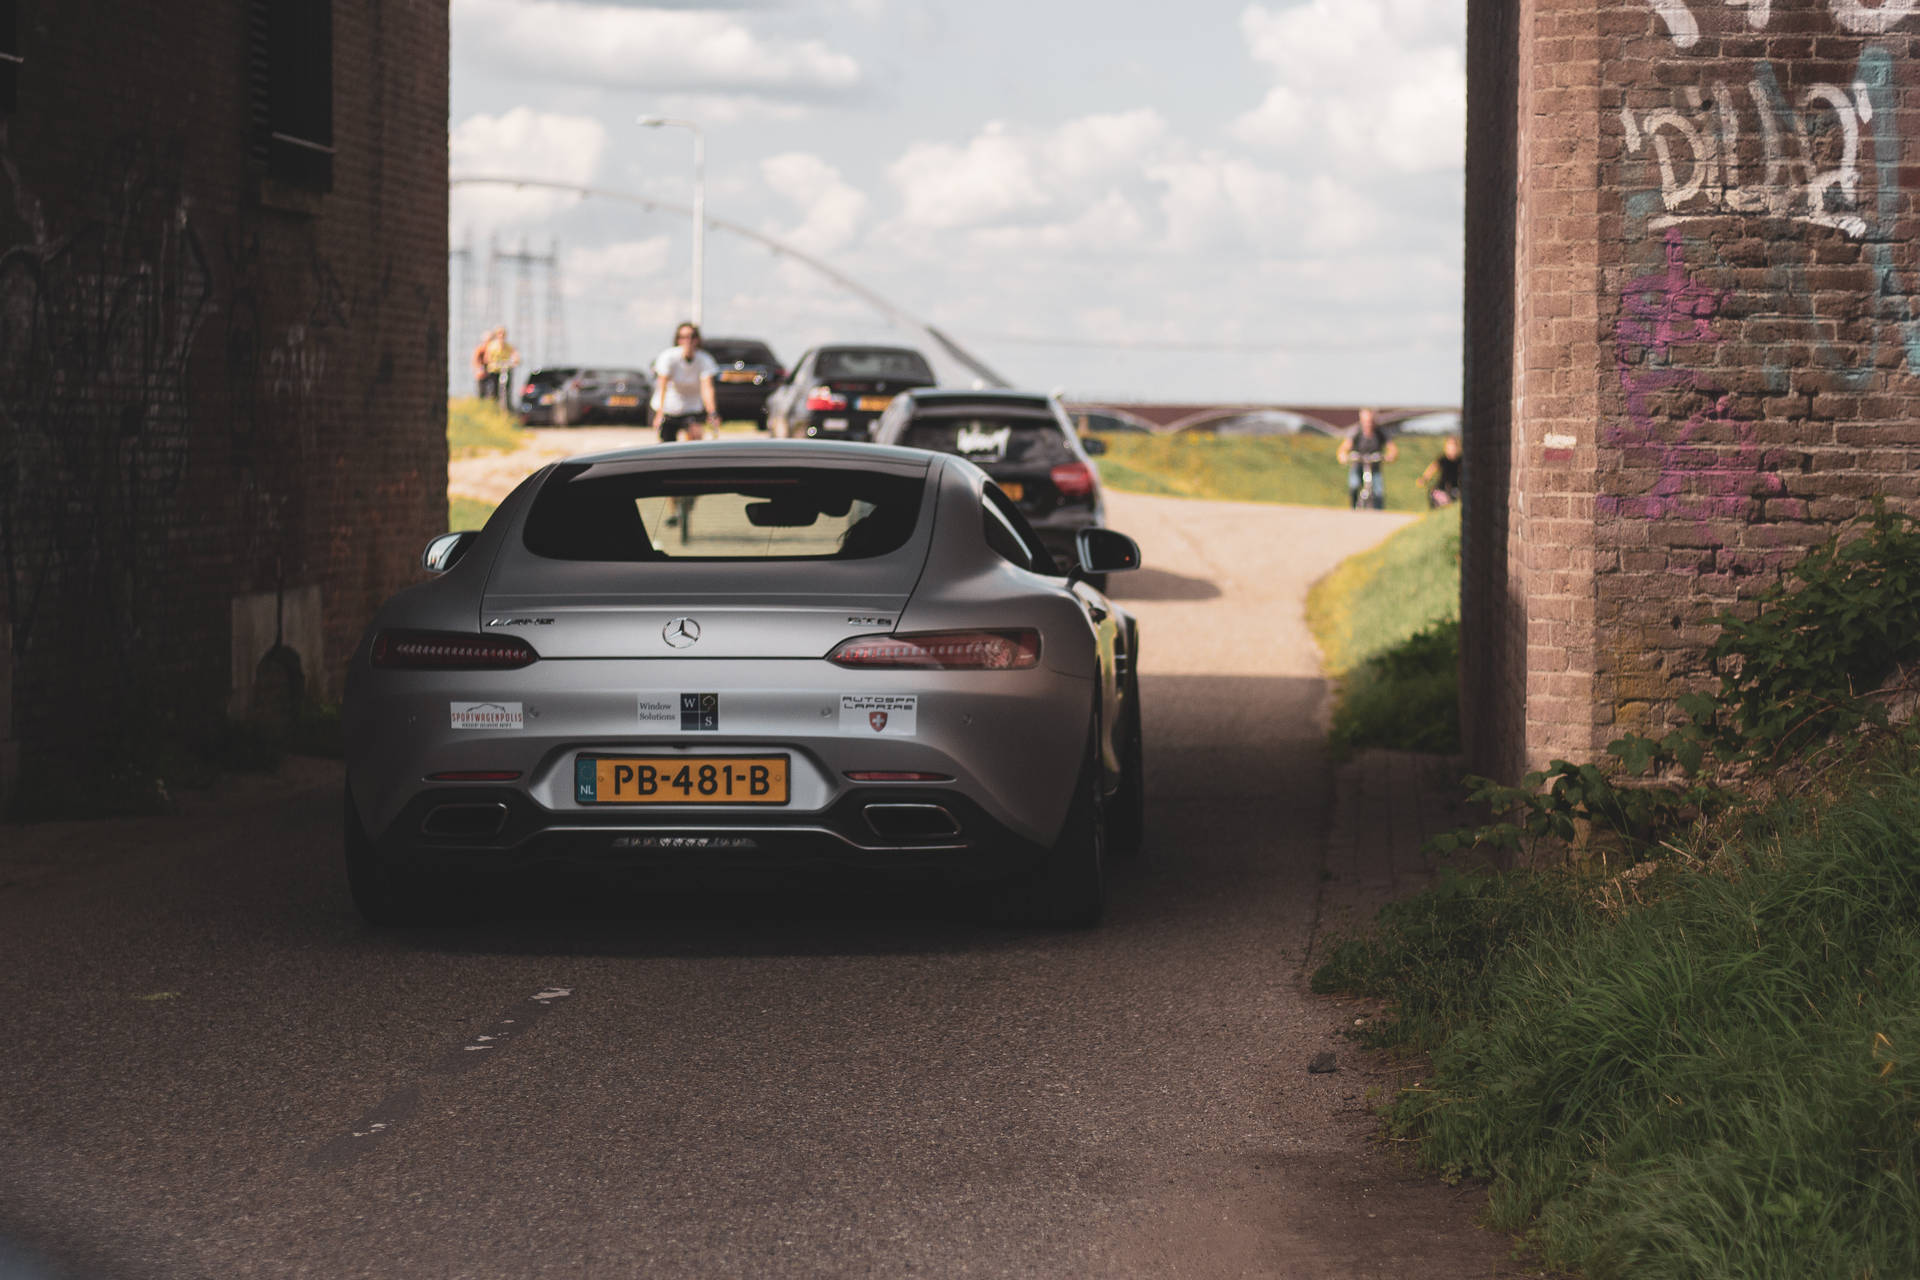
[576, 755, 789, 804]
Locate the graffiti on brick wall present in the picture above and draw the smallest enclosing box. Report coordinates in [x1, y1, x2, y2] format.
[1613, 18, 1920, 530]
[0, 142, 213, 670]
[1605, 228, 1788, 525]
[1619, 75, 1872, 237]
[1644, 0, 1920, 48]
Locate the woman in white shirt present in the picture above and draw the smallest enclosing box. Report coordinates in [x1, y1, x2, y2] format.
[650, 322, 721, 442]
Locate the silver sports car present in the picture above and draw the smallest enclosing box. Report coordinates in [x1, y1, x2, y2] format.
[343, 440, 1144, 927]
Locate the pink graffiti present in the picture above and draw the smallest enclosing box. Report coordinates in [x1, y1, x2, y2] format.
[1603, 228, 1786, 530]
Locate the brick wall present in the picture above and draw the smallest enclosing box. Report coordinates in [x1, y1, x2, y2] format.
[0, 1, 447, 805]
[1465, 0, 1920, 778]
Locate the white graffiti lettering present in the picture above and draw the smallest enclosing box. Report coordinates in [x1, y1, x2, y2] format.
[1646, 0, 1914, 46]
[1621, 76, 1872, 237]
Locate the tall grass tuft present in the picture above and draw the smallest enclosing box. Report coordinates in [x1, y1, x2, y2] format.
[1321, 744, 1920, 1278]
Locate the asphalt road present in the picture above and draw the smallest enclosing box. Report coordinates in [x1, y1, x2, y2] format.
[0, 490, 1521, 1278]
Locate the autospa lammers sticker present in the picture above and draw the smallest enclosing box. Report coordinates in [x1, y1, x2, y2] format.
[840, 694, 917, 735]
[450, 701, 524, 730]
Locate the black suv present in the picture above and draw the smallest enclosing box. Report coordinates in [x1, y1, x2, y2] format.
[765, 345, 937, 440]
[701, 337, 783, 429]
[871, 388, 1110, 574]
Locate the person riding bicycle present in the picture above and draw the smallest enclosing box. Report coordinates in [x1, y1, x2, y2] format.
[650, 321, 721, 444]
[1336, 407, 1397, 509]
[1420, 433, 1463, 507]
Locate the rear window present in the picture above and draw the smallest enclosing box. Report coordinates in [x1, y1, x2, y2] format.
[816, 349, 935, 381]
[527, 367, 577, 387]
[705, 341, 776, 366]
[523, 465, 924, 561]
[901, 414, 1077, 466]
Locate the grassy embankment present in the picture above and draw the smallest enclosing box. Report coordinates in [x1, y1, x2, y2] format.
[1314, 510, 1920, 1278]
[1095, 431, 1439, 510]
[1306, 506, 1461, 756]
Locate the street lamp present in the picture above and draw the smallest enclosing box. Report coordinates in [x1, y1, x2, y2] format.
[637, 115, 704, 325]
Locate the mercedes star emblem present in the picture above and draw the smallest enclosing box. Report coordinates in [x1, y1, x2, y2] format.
[663, 617, 702, 648]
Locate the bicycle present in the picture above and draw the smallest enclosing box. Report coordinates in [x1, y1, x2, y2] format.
[1350, 452, 1385, 510]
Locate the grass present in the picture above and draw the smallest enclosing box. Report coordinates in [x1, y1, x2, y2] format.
[1313, 740, 1920, 1278]
[449, 494, 498, 531]
[448, 396, 524, 457]
[1305, 505, 1462, 756]
[1096, 432, 1444, 509]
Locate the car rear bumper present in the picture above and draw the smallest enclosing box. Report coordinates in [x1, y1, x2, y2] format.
[363, 783, 1042, 881]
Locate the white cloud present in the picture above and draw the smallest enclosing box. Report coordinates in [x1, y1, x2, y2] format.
[1146, 154, 1294, 252]
[453, 0, 861, 99]
[761, 152, 870, 253]
[1232, 0, 1464, 175]
[969, 190, 1148, 254]
[564, 238, 673, 294]
[887, 110, 1170, 233]
[449, 108, 607, 231]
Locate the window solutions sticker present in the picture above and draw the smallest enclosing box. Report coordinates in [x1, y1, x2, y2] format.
[840, 694, 917, 735]
[451, 702, 524, 730]
[636, 693, 719, 730]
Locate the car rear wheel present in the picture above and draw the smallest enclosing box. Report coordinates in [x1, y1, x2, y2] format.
[343, 787, 433, 927]
[996, 718, 1106, 927]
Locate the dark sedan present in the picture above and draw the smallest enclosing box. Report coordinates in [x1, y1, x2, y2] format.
[766, 345, 937, 441]
[551, 368, 651, 427]
[515, 366, 580, 426]
[872, 389, 1111, 578]
[702, 337, 783, 429]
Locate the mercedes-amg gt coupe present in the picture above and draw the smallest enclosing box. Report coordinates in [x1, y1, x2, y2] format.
[343, 440, 1144, 927]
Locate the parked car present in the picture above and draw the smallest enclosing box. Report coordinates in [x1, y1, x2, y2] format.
[702, 336, 784, 429]
[765, 345, 937, 440]
[1180, 409, 1333, 437]
[343, 440, 1144, 928]
[514, 366, 580, 426]
[550, 368, 651, 427]
[873, 389, 1111, 578]
[1065, 408, 1155, 435]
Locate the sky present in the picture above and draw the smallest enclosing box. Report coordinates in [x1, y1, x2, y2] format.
[448, 0, 1466, 405]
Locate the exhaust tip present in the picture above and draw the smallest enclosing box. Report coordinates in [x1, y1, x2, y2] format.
[421, 802, 510, 839]
[863, 803, 961, 841]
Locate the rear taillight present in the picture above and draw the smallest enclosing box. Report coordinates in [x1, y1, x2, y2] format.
[372, 630, 539, 670]
[827, 630, 1041, 670]
[521, 382, 535, 396]
[805, 385, 848, 412]
[1050, 462, 1096, 499]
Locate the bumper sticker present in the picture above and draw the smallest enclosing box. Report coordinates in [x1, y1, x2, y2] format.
[635, 693, 719, 731]
[841, 694, 918, 735]
[451, 701, 523, 730]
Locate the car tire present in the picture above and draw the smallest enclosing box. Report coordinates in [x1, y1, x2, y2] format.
[996, 718, 1106, 928]
[343, 786, 432, 927]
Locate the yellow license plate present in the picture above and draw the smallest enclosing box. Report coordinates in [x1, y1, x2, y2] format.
[857, 396, 893, 412]
[606, 395, 639, 407]
[1001, 482, 1025, 501]
[577, 755, 789, 804]
[719, 370, 758, 383]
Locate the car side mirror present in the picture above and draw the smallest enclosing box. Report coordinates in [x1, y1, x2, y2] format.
[1080, 435, 1108, 456]
[423, 530, 479, 574]
[1073, 528, 1141, 580]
